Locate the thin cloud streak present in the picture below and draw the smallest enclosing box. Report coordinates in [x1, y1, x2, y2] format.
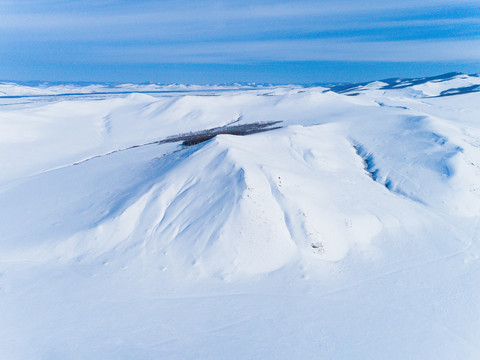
[89, 39, 480, 63]
[7, 38, 475, 64]
[0, 5, 478, 45]
[1, 1, 478, 27]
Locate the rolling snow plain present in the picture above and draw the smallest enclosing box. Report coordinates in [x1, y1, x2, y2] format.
[1, 73, 480, 359]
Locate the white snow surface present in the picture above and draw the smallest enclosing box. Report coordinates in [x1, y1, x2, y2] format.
[1, 74, 480, 359]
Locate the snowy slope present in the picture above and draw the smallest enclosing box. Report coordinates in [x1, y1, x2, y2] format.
[1, 74, 480, 359]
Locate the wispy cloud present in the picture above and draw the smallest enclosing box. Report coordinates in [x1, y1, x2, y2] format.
[85, 39, 480, 63]
[0, 0, 479, 81]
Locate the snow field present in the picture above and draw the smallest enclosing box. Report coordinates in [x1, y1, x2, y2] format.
[1, 74, 480, 359]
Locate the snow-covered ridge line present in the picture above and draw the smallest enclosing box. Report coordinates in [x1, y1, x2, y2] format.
[0, 82, 277, 97]
[2, 72, 478, 99]
[66, 121, 283, 167]
[329, 72, 480, 97]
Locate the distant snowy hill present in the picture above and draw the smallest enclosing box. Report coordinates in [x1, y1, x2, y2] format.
[330, 72, 480, 97]
[1, 73, 480, 359]
[0, 81, 269, 98]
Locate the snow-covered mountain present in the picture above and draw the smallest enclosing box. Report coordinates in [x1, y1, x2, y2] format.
[1, 73, 480, 359]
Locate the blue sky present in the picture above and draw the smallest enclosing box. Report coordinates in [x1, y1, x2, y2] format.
[1, 0, 479, 83]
